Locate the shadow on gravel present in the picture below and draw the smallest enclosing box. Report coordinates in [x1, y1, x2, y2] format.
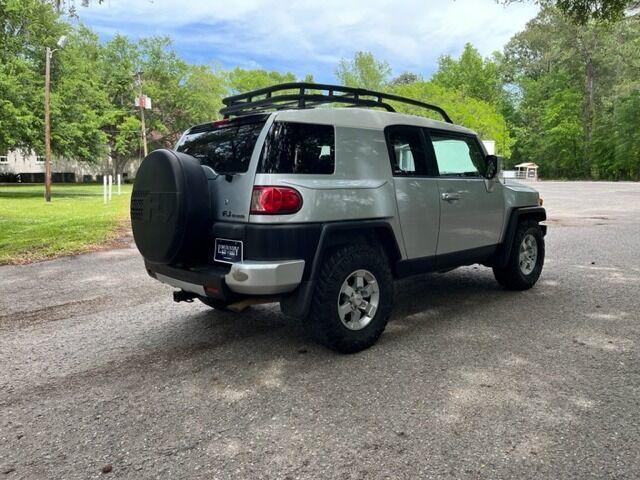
[154, 268, 509, 360]
[2, 269, 516, 407]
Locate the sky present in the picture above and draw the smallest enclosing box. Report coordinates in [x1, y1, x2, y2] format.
[77, 0, 539, 83]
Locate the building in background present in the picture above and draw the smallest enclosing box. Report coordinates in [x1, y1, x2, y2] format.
[0, 150, 140, 183]
[482, 140, 496, 155]
[514, 162, 539, 181]
[503, 162, 540, 181]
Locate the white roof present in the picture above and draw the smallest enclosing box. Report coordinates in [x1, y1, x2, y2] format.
[272, 107, 475, 135]
[515, 162, 539, 168]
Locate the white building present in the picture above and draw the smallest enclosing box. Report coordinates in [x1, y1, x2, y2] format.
[0, 149, 140, 183]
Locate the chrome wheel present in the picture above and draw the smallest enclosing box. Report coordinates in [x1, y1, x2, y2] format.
[337, 269, 380, 331]
[518, 234, 538, 275]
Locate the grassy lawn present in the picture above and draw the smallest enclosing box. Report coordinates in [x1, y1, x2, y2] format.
[0, 183, 132, 265]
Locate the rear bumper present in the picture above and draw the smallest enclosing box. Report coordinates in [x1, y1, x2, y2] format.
[146, 259, 305, 299]
[226, 260, 305, 294]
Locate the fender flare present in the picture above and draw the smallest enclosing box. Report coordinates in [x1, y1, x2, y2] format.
[280, 219, 401, 319]
[493, 206, 547, 269]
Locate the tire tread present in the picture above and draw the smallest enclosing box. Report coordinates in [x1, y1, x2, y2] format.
[305, 243, 393, 353]
[493, 220, 544, 290]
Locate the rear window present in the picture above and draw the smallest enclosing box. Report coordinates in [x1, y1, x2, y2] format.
[259, 122, 335, 174]
[176, 121, 265, 174]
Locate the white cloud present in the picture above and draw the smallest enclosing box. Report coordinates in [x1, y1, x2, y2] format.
[80, 0, 539, 79]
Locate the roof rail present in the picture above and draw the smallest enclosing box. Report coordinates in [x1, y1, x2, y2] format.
[219, 82, 453, 124]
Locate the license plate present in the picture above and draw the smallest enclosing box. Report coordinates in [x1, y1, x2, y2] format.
[214, 238, 243, 264]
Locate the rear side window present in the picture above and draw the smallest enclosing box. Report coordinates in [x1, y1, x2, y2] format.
[176, 121, 265, 174]
[259, 122, 335, 174]
[385, 125, 429, 176]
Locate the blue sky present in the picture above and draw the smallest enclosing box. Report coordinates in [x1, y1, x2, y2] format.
[77, 0, 539, 83]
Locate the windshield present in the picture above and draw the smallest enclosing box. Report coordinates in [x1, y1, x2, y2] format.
[176, 120, 265, 174]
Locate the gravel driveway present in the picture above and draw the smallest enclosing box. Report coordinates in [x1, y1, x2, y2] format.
[1, 181, 639, 479]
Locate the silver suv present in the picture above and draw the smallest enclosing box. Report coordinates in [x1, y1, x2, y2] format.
[131, 83, 546, 353]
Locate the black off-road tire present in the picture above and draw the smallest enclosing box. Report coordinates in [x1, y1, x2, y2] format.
[198, 297, 231, 311]
[493, 220, 545, 290]
[304, 243, 394, 353]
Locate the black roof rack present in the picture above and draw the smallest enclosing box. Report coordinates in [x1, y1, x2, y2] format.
[219, 82, 453, 124]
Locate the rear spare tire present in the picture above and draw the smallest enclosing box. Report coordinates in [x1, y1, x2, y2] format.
[130, 149, 210, 265]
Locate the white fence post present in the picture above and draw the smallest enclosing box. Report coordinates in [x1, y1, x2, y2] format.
[117, 174, 122, 195]
[103, 175, 107, 204]
[108, 175, 113, 201]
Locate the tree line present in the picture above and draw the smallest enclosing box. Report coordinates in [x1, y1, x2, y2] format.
[1, 0, 638, 179]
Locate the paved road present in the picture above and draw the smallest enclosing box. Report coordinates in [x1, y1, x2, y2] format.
[1, 182, 639, 479]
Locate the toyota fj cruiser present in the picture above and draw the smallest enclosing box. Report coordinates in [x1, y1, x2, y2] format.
[131, 83, 546, 353]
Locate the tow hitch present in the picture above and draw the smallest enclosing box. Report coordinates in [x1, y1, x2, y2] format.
[173, 290, 197, 303]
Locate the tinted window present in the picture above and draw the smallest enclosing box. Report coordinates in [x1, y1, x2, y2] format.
[429, 133, 485, 177]
[259, 122, 334, 174]
[386, 126, 428, 176]
[176, 121, 265, 174]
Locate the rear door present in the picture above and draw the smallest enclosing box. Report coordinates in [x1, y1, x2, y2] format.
[385, 125, 440, 260]
[425, 130, 503, 255]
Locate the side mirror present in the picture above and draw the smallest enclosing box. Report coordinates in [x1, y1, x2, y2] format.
[484, 155, 499, 180]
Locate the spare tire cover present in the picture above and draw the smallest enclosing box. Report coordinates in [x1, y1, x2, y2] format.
[130, 149, 210, 265]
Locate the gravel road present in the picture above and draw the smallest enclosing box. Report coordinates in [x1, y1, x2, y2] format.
[1, 181, 639, 479]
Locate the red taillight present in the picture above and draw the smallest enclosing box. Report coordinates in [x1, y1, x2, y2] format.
[250, 186, 302, 215]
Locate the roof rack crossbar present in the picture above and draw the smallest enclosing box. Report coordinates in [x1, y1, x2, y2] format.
[220, 82, 452, 123]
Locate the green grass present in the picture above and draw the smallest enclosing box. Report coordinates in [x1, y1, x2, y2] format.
[0, 183, 132, 264]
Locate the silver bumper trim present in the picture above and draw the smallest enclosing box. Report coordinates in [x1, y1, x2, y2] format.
[156, 274, 206, 296]
[225, 260, 305, 295]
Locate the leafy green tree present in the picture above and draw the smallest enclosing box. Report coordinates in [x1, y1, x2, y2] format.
[390, 72, 421, 86]
[511, 73, 585, 177]
[504, 6, 640, 179]
[97, 36, 229, 173]
[140, 37, 229, 148]
[98, 34, 142, 174]
[501, 0, 640, 24]
[224, 67, 296, 94]
[45, 0, 104, 16]
[335, 51, 392, 90]
[0, 0, 106, 162]
[392, 82, 513, 156]
[334, 52, 511, 155]
[51, 26, 109, 161]
[0, 0, 65, 153]
[431, 43, 503, 105]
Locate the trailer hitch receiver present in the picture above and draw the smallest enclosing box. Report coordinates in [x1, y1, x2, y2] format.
[173, 290, 197, 303]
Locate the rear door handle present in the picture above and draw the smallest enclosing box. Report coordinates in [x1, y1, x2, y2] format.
[441, 192, 461, 202]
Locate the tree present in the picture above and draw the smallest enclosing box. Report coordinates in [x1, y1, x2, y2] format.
[590, 16, 640, 179]
[224, 68, 297, 94]
[501, 0, 640, 24]
[0, 0, 107, 162]
[431, 43, 503, 105]
[98, 35, 142, 175]
[0, 0, 65, 153]
[392, 82, 514, 156]
[503, 6, 640, 179]
[511, 73, 585, 177]
[140, 37, 229, 149]
[44, 0, 104, 16]
[335, 51, 392, 90]
[51, 26, 109, 161]
[391, 72, 420, 86]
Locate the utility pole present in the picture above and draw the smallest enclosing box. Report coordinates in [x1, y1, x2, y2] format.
[136, 71, 149, 157]
[43, 36, 66, 203]
[44, 47, 52, 202]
